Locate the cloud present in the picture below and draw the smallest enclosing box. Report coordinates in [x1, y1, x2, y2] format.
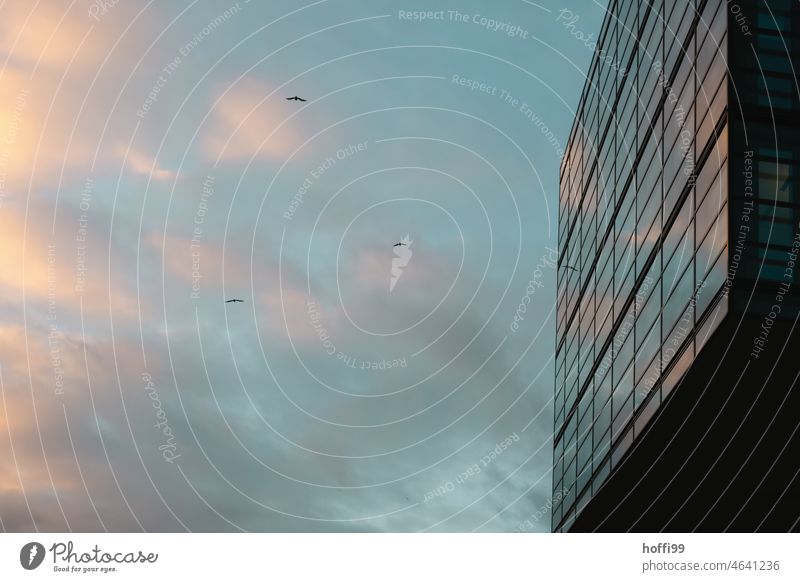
[202, 78, 304, 163]
[0, 0, 598, 534]
[0, 204, 142, 323]
[0, 3, 92, 68]
[120, 147, 176, 182]
[0, 2, 163, 194]
[0, 320, 167, 532]
[146, 231, 252, 291]
[264, 285, 324, 344]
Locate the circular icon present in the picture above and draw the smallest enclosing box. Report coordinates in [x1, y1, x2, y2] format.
[20, 542, 46, 570]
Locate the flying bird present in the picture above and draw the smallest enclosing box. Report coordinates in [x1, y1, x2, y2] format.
[225, 299, 245, 303]
[393, 242, 407, 247]
[562, 265, 579, 272]
[286, 96, 307, 102]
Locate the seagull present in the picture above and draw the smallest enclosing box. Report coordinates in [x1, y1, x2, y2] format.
[393, 242, 407, 247]
[225, 299, 245, 303]
[286, 96, 307, 102]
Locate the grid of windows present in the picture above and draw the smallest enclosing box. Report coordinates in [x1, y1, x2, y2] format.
[553, 0, 732, 531]
[746, 0, 798, 110]
[729, 0, 800, 313]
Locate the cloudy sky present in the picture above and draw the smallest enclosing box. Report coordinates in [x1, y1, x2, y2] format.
[0, 0, 605, 532]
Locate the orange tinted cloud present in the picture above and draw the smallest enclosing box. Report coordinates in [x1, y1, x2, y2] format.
[350, 246, 440, 293]
[203, 78, 304, 162]
[0, 3, 92, 68]
[0, 211, 53, 295]
[121, 147, 176, 182]
[147, 231, 252, 290]
[0, 1, 150, 70]
[0, 320, 150, 528]
[0, 2, 160, 193]
[262, 285, 322, 343]
[0, 207, 141, 321]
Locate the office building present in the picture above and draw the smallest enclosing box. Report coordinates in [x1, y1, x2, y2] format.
[553, 0, 800, 531]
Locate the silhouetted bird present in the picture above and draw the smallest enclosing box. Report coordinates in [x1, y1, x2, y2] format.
[562, 265, 578, 272]
[225, 299, 245, 303]
[286, 96, 307, 102]
[393, 242, 407, 247]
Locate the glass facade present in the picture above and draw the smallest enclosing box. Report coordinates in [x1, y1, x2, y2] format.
[729, 0, 800, 303]
[553, 0, 732, 531]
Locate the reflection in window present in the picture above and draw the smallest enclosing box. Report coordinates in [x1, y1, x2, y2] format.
[750, 149, 798, 282]
[757, 12, 791, 31]
[758, 219, 794, 244]
[758, 159, 793, 203]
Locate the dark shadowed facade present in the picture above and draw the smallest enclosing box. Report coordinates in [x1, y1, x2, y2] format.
[553, 0, 800, 532]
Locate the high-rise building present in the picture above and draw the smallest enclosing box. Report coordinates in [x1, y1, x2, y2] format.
[553, 0, 800, 531]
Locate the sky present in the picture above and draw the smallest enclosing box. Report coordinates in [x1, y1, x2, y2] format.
[0, 0, 606, 532]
